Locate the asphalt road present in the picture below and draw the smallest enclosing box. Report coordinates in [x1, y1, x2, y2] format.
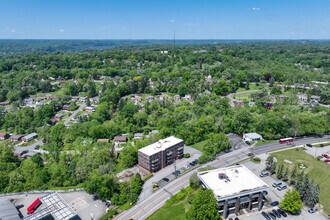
[115, 134, 330, 220]
[64, 103, 86, 126]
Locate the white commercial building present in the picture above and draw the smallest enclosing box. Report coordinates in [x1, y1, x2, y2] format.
[198, 165, 269, 218]
[243, 133, 263, 142]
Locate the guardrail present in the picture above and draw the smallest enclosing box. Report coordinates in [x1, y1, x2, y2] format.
[0, 188, 84, 197]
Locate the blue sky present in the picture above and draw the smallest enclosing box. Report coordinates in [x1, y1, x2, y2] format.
[0, 0, 329, 39]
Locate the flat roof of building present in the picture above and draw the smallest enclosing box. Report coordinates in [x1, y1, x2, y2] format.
[138, 136, 184, 156]
[23, 133, 38, 139]
[243, 133, 262, 139]
[0, 198, 21, 220]
[198, 165, 268, 200]
[24, 192, 77, 220]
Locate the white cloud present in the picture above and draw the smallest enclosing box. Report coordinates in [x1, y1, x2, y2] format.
[252, 7, 260, 11]
[170, 19, 175, 23]
[11, 28, 16, 33]
[59, 29, 65, 32]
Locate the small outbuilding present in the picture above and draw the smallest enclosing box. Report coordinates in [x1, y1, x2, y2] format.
[22, 133, 38, 143]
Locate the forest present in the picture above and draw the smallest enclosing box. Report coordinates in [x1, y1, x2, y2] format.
[0, 41, 329, 210]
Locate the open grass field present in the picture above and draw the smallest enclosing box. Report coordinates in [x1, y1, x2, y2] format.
[190, 140, 208, 153]
[271, 148, 330, 213]
[236, 83, 267, 92]
[233, 92, 252, 101]
[147, 200, 187, 220]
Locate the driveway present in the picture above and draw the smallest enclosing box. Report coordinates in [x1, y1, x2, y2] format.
[64, 103, 86, 126]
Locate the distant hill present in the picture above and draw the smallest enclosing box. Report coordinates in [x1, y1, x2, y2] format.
[0, 39, 303, 54]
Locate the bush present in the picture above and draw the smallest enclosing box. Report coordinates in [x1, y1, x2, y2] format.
[99, 208, 118, 220]
[316, 156, 321, 161]
[251, 157, 261, 163]
[184, 153, 191, 158]
[142, 173, 153, 182]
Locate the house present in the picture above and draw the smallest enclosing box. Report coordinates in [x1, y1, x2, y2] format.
[97, 139, 110, 143]
[131, 96, 142, 105]
[133, 133, 144, 140]
[0, 102, 10, 106]
[298, 93, 308, 102]
[55, 113, 64, 119]
[147, 130, 159, 137]
[13, 148, 28, 157]
[24, 98, 34, 104]
[79, 113, 90, 118]
[79, 97, 87, 102]
[71, 96, 79, 101]
[85, 106, 95, 112]
[114, 135, 127, 143]
[10, 134, 24, 142]
[235, 101, 245, 107]
[173, 95, 181, 102]
[311, 95, 321, 102]
[49, 96, 57, 101]
[22, 151, 40, 159]
[193, 49, 207, 54]
[0, 133, 10, 140]
[36, 97, 47, 102]
[183, 94, 193, 102]
[269, 94, 277, 101]
[159, 93, 170, 100]
[90, 97, 100, 104]
[62, 105, 70, 110]
[50, 118, 58, 125]
[279, 95, 289, 101]
[146, 96, 154, 102]
[22, 133, 38, 143]
[205, 75, 212, 81]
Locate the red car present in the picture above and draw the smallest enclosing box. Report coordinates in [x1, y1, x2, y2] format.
[322, 154, 330, 159]
[324, 159, 330, 163]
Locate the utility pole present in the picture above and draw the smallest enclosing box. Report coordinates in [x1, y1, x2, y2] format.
[130, 184, 132, 206]
[213, 143, 216, 160]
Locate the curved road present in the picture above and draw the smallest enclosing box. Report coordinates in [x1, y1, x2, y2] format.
[115, 134, 329, 220]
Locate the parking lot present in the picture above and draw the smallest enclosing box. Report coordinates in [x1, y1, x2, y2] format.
[233, 154, 328, 220]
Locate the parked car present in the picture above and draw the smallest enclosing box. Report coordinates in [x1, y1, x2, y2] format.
[162, 177, 169, 182]
[272, 209, 281, 218]
[271, 201, 279, 206]
[308, 207, 318, 213]
[184, 165, 189, 169]
[246, 141, 251, 145]
[260, 171, 269, 177]
[306, 144, 312, 147]
[247, 152, 255, 157]
[272, 182, 282, 187]
[268, 212, 276, 220]
[175, 170, 181, 175]
[234, 218, 239, 220]
[322, 154, 330, 159]
[324, 159, 330, 163]
[194, 159, 199, 164]
[277, 184, 287, 191]
[262, 211, 271, 220]
[277, 209, 287, 218]
[172, 172, 178, 176]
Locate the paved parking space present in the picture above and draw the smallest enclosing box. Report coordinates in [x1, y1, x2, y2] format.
[304, 145, 330, 159]
[239, 156, 327, 220]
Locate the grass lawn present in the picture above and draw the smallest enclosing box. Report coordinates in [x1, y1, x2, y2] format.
[190, 140, 208, 153]
[233, 92, 252, 101]
[147, 200, 187, 220]
[271, 148, 330, 213]
[255, 140, 276, 146]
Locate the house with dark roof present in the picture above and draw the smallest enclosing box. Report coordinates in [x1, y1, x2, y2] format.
[10, 134, 24, 142]
[0, 133, 10, 140]
[114, 135, 127, 143]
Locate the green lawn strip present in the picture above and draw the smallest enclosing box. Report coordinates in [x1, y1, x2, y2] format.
[255, 140, 276, 146]
[311, 142, 330, 147]
[271, 148, 330, 213]
[147, 197, 188, 220]
[232, 92, 252, 101]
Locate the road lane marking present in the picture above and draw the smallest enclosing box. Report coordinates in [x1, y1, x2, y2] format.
[128, 179, 189, 219]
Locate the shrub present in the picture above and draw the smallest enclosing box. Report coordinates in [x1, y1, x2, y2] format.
[316, 156, 321, 161]
[251, 157, 261, 163]
[142, 173, 153, 182]
[184, 153, 191, 158]
[99, 208, 118, 220]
